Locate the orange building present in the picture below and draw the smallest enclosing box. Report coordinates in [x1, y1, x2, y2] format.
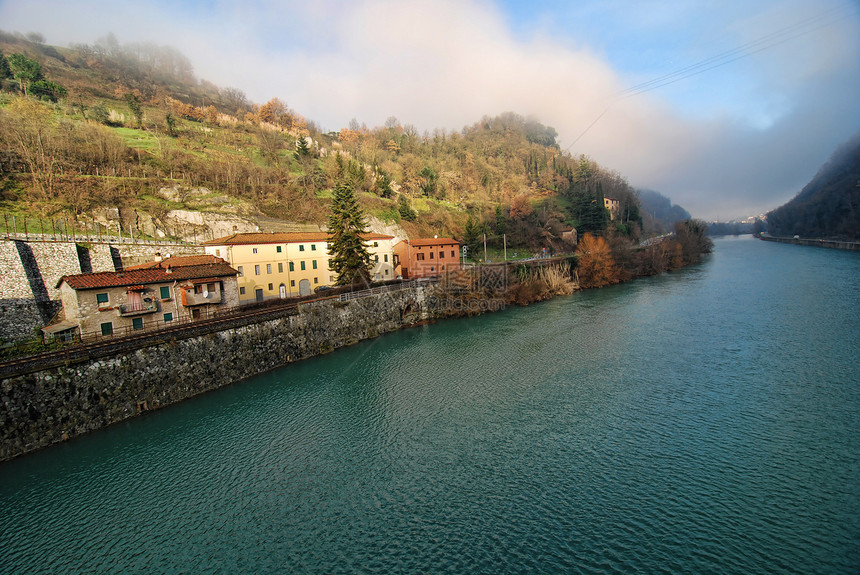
[394, 238, 461, 279]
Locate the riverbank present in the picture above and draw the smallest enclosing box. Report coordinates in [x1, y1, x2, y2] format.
[759, 234, 860, 251]
[0, 286, 437, 462]
[4, 236, 856, 574]
[0, 249, 697, 462]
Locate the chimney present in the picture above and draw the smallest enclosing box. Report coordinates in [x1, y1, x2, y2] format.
[154, 252, 163, 262]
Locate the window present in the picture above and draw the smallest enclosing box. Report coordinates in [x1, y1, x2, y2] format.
[192, 308, 201, 319]
[385, 270, 389, 276]
[314, 277, 318, 284]
[291, 280, 295, 287]
[100, 322, 113, 336]
[267, 263, 272, 274]
[312, 260, 317, 269]
[255, 265, 261, 275]
[96, 293, 109, 304]
[289, 262, 294, 272]
[430, 266, 435, 272]
[299, 245, 305, 252]
[300, 261, 306, 271]
[268, 283, 273, 290]
[429, 252, 434, 259]
[278, 263, 283, 273]
[373, 241, 379, 247]
[451, 250, 456, 258]
[194, 284, 203, 294]
[439, 252, 445, 259]
[417, 253, 425, 261]
[240, 287, 246, 295]
[132, 317, 144, 330]
[311, 244, 317, 251]
[252, 248, 258, 254]
[237, 266, 244, 277]
[208, 283, 216, 293]
[163, 312, 173, 322]
[384, 254, 388, 262]
[276, 246, 282, 253]
[159, 286, 170, 299]
[374, 254, 379, 262]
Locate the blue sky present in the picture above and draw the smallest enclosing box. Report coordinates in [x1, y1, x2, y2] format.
[1, 0, 858, 220]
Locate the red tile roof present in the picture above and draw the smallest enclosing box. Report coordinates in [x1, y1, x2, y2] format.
[58, 263, 238, 290]
[202, 231, 394, 246]
[407, 238, 460, 247]
[125, 255, 227, 270]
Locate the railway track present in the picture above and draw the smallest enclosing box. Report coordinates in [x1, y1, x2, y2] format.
[0, 279, 424, 379]
[0, 301, 300, 379]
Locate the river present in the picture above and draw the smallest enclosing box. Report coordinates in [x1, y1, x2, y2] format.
[1, 236, 858, 574]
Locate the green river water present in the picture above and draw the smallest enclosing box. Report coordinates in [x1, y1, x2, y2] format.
[1, 235, 858, 574]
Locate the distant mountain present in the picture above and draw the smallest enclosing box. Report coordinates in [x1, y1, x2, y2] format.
[766, 131, 860, 240]
[706, 220, 762, 237]
[637, 189, 691, 234]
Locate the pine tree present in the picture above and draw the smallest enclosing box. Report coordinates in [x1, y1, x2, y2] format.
[328, 181, 372, 286]
[0, 50, 11, 80]
[398, 194, 417, 221]
[463, 215, 481, 256]
[124, 93, 143, 127]
[295, 136, 311, 157]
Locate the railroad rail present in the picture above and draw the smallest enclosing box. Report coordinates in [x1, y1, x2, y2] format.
[0, 279, 427, 379]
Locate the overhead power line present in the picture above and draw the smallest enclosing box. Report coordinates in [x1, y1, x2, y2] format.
[563, 4, 853, 152]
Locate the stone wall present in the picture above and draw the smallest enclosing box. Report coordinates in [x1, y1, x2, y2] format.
[759, 235, 860, 251]
[0, 240, 33, 300]
[0, 286, 434, 461]
[25, 241, 84, 300]
[0, 300, 49, 341]
[0, 238, 205, 341]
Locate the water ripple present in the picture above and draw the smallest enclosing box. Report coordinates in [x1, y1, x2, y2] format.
[1, 237, 859, 574]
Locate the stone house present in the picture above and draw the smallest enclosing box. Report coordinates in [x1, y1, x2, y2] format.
[50, 255, 239, 340]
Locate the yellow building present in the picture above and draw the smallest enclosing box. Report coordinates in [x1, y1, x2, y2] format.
[604, 197, 620, 220]
[202, 232, 396, 303]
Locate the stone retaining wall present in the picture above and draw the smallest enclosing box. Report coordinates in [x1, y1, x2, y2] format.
[759, 235, 860, 251]
[0, 286, 434, 462]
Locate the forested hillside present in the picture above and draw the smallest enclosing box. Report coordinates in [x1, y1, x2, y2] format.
[766, 131, 860, 240]
[0, 32, 691, 254]
[636, 189, 692, 234]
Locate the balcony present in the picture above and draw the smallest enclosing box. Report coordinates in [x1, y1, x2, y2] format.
[117, 300, 158, 316]
[182, 290, 223, 307]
